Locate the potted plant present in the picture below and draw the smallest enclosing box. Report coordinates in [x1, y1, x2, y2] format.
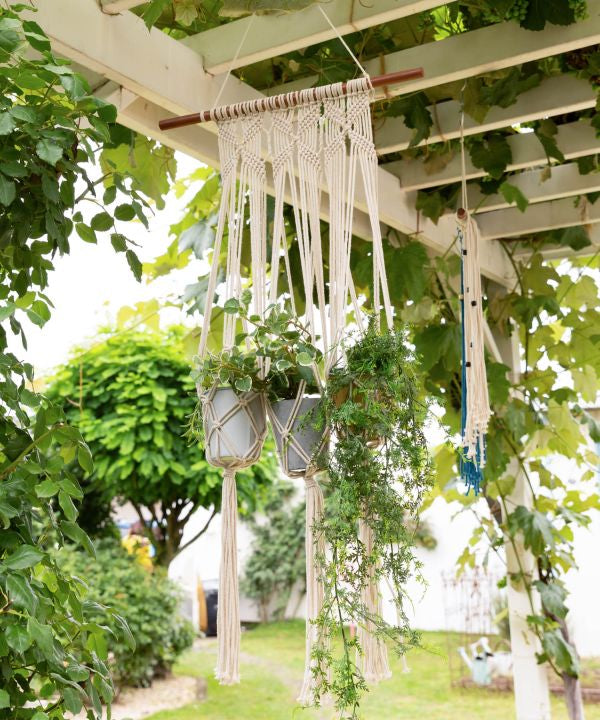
[193, 296, 267, 470]
[311, 323, 433, 712]
[237, 299, 327, 477]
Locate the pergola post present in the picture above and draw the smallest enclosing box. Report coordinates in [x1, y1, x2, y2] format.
[493, 326, 552, 720]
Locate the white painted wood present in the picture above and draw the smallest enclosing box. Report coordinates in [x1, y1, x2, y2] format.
[100, 0, 141, 14]
[268, 3, 600, 100]
[513, 225, 600, 260]
[479, 197, 600, 240]
[470, 162, 600, 214]
[385, 121, 599, 191]
[30, 0, 514, 287]
[182, 0, 448, 74]
[375, 76, 595, 155]
[29, 0, 260, 117]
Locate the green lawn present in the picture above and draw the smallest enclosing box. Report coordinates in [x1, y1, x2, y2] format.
[148, 621, 600, 720]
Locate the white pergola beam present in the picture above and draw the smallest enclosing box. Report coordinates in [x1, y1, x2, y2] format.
[470, 162, 600, 214]
[32, 0, 514, 287]
[100, 0, 141, 14]
[385, 121, 598, 191]
[375, 75, 595, 155]
[182, 0, 449, 74]
[513, 225, 600, 260]
[479, 197, 600, 240]
[268, 4, 600, 100]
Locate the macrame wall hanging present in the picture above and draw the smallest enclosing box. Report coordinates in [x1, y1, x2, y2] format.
[456, 105, 492, 494]
[159, 15, 427, 705]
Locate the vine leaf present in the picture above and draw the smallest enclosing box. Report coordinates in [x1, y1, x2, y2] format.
[500, 181, 528, 212]
[469, 133, 512, 180]
[387, 92, 432, 147]
[521, 0, 576, 31]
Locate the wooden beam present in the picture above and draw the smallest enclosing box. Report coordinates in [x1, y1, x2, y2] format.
[375, 75, 595, 155]
[513, 226, 600, 260]
[29, 0, 260, 117]
[268, 3, 600, 100]
[100, 0, 141, 14]
[385, 121, 599, 191]
[469, 162, 600, 214]
[479, 198, 600, 240]
[182, 0, 448, 74]
[31, 0, 514, 286]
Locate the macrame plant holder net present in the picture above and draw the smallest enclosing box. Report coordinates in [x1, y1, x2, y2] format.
[456, 105, 492, 494]
[196, 75, 395, 699]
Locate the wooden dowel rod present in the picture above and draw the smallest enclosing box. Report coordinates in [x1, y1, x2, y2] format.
[158, 67, 424, 131]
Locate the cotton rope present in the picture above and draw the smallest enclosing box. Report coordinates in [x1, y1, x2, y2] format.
[456, 101, 491, 493]
[197, 29, 395, 693]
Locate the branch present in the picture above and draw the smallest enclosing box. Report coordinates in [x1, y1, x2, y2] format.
[174, 508, 217, 557]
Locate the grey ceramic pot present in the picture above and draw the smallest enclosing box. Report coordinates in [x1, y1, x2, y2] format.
[268, 396, 326, 476]
[203, 387, 266, 469]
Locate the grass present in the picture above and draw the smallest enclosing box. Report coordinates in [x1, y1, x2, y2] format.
[147, 621, 600, 720]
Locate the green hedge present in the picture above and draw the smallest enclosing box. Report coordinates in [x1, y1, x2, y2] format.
[60, 539, 194, 688]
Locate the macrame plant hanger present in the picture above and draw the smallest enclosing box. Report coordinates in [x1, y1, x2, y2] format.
[456, 100, 492, 494]
[160, 12, 423, 702]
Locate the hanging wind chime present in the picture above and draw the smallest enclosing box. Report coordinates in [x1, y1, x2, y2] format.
[456, 104, 492, 495]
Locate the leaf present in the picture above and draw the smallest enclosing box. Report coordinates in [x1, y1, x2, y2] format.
[76, 223, 97, 244]
[174, 0, 199, 25]
[296, 351, 314, 366]
[77, 444, 94, 474]
[58, 489, 78, 522]
[541, 629, 579, 676]
[35, 138, 63, 166]
[6, 624, 32, 653]
[5, 544, 44, 569]
[415, 189, 447, 223]
[224, 298, 241, 314]
[110, 233, 128, 252]
[0, 111, 15, 135]
[535, 119, 565, 164]
[28, 616, 54, 659]
[480, 68, 540, 110]
[499, 182, 528, 212]
[469, 134, 512, 180]
[61, 521, 95, 556]
[114, 203, 136, 221]
[91, 212, 113, 232]
[0, 174, 16, 206]
[234, 376, 252, 392]
[142, 0, 171, 28]
[60, 73, 90, 100]
[0, 19, 20, 53]
[387, 92, 432, 147]
[534, 580, 568, 619]
[0, 689, 9, 709]
[6, 574, 37, 614]
[522, 0, 576, 31]
[388, 241, 429, 301]
[126, 250, 143, 281]
[62, 686, 83, 715]
[36, 477, 59, 498]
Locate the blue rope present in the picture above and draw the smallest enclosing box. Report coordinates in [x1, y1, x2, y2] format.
[459, 226, 484, 496]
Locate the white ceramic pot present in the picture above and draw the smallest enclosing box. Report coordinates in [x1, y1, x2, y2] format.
[203, 387, 266, 469]
[268, 395, 327, 476]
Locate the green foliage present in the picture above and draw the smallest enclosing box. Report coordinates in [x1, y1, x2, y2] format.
[0, 8, 163, 718]
[194, 295, 321, 400]
[241, 481, 306, 622]
[47, 328, 276, 566]
[59, 540, 195, 688]
[314, 325, 432, 716]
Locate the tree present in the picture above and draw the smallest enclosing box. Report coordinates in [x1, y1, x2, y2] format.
[47, 327, 277, 566]
[0, 8, 163, 718]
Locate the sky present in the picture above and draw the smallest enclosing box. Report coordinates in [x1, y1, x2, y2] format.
[15, 152, 201, 381]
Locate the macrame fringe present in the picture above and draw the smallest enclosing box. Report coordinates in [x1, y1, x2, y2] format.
[457, 212, 491, 496]
[215, 468, 240, 685]
[298, 476, 327, 705]
[357, 518, 391, 683]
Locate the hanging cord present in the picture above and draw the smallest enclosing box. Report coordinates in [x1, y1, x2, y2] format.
[456, 86, 491, 495]
[317, 5, 370, 79]
[210, 14, 256, 112]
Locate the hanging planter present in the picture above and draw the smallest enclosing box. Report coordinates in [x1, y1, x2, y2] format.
[202, 385, 266, 469]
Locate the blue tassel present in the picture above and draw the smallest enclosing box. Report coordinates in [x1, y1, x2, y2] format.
[459, 225, 484, 496]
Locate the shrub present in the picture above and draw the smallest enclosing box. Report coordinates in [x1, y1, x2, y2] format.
[60, 539, 194, 688]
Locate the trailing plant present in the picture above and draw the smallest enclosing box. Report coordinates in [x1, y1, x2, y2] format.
[58, 539, 195, 689]
[194, 293, 321, 399]
[241, 480, 306, 622]
[312, 324, 433, 717]
[47, 327, 277, 567]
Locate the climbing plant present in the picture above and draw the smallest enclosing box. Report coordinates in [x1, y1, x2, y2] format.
[0, 7, 171, 718]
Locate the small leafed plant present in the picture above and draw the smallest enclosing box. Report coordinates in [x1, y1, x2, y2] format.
[194, 292, 322, 400]
[313, 324, 433, 717]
